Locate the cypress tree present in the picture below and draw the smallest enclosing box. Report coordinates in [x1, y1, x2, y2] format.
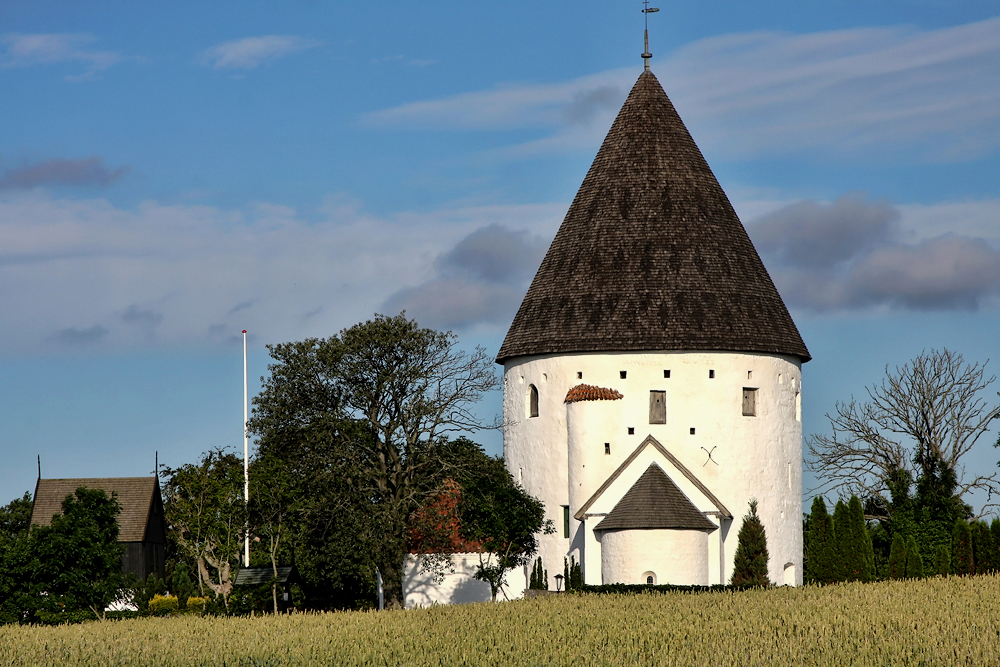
[991, 518, 1000, 572]
[569, 556, 582, 591]
[832, 500, 851, 582]
[933, 544, 951, 576]
[953, 520, 975, 576]
[730, 499, 770, 587]
[806, 497, 837, 584]
[971, 520, 993, 575]
[845, 495, 875, 582]
[887, 533, 906, 579]
[563, 557, 569, 590]
[904, 536, 924, 579]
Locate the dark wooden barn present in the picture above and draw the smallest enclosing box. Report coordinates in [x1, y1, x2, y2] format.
[30, 477, 167, 581]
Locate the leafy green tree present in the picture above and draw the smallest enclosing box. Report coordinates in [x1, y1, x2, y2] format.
[730, 499, 769, 587]
[903, 536, 924, 579]
[30, 487, 126, 620]
[887, 532, 906, 579]
[248, 314, 499, 608]
[162, 448, 247, 611]
[805, 497, 837, 584]
[953, 520, 975, 576]
[0, 492, 33, 624]
[249, 451, 298, 613]
[170, 562, 196, 610]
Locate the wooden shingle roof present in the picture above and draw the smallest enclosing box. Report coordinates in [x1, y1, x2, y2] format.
[31, 477, 161, 543]
[593, 464, 717, 533]
[497, 70, 809, 364]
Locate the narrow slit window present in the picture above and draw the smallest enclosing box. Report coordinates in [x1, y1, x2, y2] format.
[709, 369, 715, 379]
[577, 371, 583, 379]
[528, 384, 539, 418]
[562, 506, 570, 539]
[649, 390, 666, 424]
[742, 387, 757, 416]
[604, 442, 611, 455]
[690, 427, 696, 435]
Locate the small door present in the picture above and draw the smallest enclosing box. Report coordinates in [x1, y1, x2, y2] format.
[649, 391, 666, 424]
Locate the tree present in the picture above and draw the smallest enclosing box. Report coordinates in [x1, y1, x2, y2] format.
[807, 349, 1000, 509]
[805, 497, 837, 584]
[0, 492, 33, 624]
[529, 557, 548, 590]
[971, 520, 994, 575]
[730, 499, 769, 587]
[30, 487, 126, 620]
[903, 536, 924, 579]
[249, 314, 499, 608]
[887, 533, 906, 579]
[832, 500, 851, 582]
[933, 544, 951, 576]
[162, 448, 246, 611]
[840, 496, 875, 582]
[953, 520, 975, 576]
[248, 452, 298, 613]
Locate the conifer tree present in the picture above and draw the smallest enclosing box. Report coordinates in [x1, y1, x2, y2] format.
[832, 500, 851, 582]
[971, 520, 993, 575]
[991, 518, 1000, 572]
[844, 495, 875, 582]
[730, 499, 769, 587]
[933, 544, 951, 576]
[903, 536, 924, 579]
[569, 556, 582, 591]
[887, 533, 906, 579]
[953, 520, 975, 575]
[806, 497, 837, 584]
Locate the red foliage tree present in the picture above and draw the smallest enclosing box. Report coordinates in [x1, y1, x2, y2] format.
[406, 479, 481, 554]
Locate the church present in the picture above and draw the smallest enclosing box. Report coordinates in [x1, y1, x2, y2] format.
[497, 63, 810, 588]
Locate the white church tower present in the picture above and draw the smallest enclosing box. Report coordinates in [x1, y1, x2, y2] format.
[497, 68, 811, 587]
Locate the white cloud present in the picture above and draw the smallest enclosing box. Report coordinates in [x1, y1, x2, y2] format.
[365, 16, 1000, 161]
[1, 33, 122, 79]
[0, 192, 563, 353]
[202, 36, 319, 70]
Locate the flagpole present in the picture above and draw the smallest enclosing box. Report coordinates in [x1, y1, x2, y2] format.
[243, 329, 250, 568]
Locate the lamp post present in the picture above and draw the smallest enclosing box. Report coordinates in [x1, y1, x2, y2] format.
[554, 574, 564, 593]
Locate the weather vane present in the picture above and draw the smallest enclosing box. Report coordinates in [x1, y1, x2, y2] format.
[641, 0, 660, 71]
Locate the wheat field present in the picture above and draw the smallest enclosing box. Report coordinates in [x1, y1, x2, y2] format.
[3, 575, 998, 666]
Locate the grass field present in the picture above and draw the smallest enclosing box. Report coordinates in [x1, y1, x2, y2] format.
[3, 575, 999, 666]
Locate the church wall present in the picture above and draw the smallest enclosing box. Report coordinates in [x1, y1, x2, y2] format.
[403, 553, 528, 608]
[598, 528, 709, 585]
[504, 349, 803, 587]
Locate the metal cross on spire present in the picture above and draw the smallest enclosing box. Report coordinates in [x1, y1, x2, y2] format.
[641, 0, 660, 71]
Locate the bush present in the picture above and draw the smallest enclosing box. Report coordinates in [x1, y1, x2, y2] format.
[186, 597, 206, 614]
[148, 594, 179, 615]
[731, 499, 769, 587]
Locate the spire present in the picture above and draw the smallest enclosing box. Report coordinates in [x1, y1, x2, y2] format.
[641, 1, 659, 71]
[496, 70, 809, 364]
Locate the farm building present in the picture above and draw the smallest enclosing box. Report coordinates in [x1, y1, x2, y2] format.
[30, 477, 167, 581]
[497, 64, 810, 590]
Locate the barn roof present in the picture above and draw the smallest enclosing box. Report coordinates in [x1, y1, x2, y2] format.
[593, 464, 717, 533]
[497, 69, 809, 364]
[30, 477, 161, 543]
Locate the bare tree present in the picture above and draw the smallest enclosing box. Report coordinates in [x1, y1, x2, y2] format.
[807, 349, 1000, 511]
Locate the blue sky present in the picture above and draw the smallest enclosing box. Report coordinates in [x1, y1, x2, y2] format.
[2, 1, 1000, 513]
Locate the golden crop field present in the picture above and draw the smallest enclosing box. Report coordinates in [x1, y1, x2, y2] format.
[3, 575, 999, 666]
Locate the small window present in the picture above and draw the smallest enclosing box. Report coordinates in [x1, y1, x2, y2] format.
[709, 370, 715, 379]
[620, 370, 627, 379]
[796, 392, 802, 422]
[742, 388, 757, 416]
[528, 384, 539, 418]
[562, 506, 570, 539]
[577, 371, 583, 379]
[604, 442, 611, 455]
[747, 370, 752, 379]
[690, 427, 696, 435]
[646, 575, 654, 585]
[649, 391, 666, 424]
[628, 427, 635, 435]
[664, 369, 670, 378]
[642, 571, 657, 585]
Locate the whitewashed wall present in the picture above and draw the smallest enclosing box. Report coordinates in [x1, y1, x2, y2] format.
[403, 553, 528, 608]
[503, 350, 803, 587]
[599, 528, 710, 585]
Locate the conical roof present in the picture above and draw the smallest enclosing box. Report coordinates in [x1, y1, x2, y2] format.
[593, 464, 716, 532]
[497, 70, 809, 363]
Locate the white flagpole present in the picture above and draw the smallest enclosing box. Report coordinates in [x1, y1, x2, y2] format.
[243, 329, 250, 568]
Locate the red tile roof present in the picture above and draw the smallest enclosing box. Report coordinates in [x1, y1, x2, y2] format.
[565, 384, 624, 403]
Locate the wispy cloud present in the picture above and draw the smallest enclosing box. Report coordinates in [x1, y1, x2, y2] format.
[0, 157, 127, 190]
[201, 36, 319, 70]
[365, 16, 1000, 161]
[747, 194, 1000, 312]
[1, 33, 123, 80]
[0, 192, 564, 353]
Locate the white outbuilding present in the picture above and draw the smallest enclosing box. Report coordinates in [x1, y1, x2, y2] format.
[497, 67, 811, 588]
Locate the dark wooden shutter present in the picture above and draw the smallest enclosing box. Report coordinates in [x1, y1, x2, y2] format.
[742, 388, 757, 416]
[649, 390, 666, 424]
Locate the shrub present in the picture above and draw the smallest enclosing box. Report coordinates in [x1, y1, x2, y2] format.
[186, 597, 206, 614]
[730, 499, 769, 587]
[904, 536, 924, 579]
[149, 594, 179, 615]
[888, 533, 906, 579]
